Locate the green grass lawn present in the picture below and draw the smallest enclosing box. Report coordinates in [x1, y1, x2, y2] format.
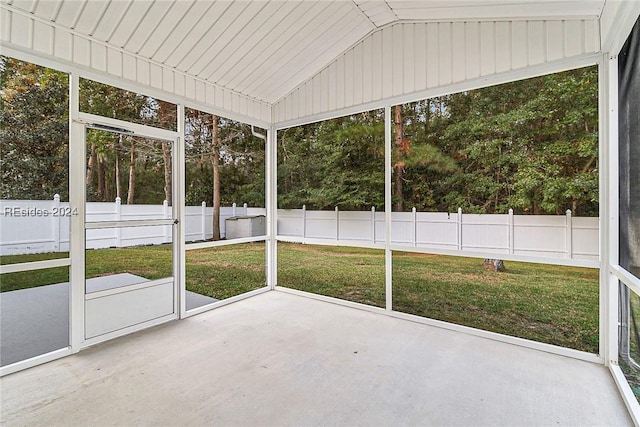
[392, 251, 599, 353]
[277, 243, 599, 353]
[186, 243, 265, 300]
[277, 244, 386, 308]
[1, 242, 599, 353]
[0, 244, 265, 300]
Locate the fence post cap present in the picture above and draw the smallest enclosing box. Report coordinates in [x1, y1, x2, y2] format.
[115, 197, 121, 204]
[458, 207, 462, 214]
[53, 194, 60, 201]
[509, 208, 513, 214]
[163, 200, 168, 206]
[566, 209, 572, 215]
[201, 201, 206, 207]
[232, 202, 236, 207]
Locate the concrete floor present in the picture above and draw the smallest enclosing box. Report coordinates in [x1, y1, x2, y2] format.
[0, 291, 632, 426]
[0, 275, 217, 366]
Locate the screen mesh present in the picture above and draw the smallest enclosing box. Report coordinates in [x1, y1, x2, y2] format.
[619, 17, 640, 366]
[619, 17, 640, 280]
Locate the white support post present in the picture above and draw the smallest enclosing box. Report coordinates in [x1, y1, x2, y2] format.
[384, 106, 392, 311]
[371, 206, 376, 243]
[201, 202, 206, 241]
[69, 72, 85, 352]
[508, 208, 514, 255]
[52, 194, 61, 252]
[412, 207, 417, 247]
[232, 202, 237, 217]
[335, 206, 340, 241]
[457, 207, 463, 251]
[566, 209, 573, 259]
[266, 125, 277, 290]
[115, 197, 122, 247]
[243, 203, 248, 216]
[177, 103, 186, 319]
[602, 53, 620, 366]
[302, 205, 307, 239]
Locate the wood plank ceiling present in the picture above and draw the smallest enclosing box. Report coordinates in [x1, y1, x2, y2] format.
[5, 0, 605, 105]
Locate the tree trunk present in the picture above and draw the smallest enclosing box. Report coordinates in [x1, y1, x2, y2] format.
[115, 135, 122, 200]
[424, 99, 430, 138]
[394, 105, 405, 212]
[210, 115, 221, 241]
[162, 141, 172, 206]
[158, 100, 174, 206]
[86, 142, 96, 187]
[97, 157, 106, 201]
[127, 139, 135, 204]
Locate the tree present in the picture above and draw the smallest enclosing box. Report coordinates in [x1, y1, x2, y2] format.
[394, 105, 407, 211]
[279, 111, 385, 210]
[438, 66, 598, 215]
[185, 108, 264, 240]
[209, 115, 222, 240]
[157, 100, 175, 205]
[392, 100, 457, 212]
[126, 137, 136, 204]
[0, 58, 69, 200]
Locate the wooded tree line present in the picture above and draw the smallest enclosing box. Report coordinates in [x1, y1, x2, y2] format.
[1, 59, 70, 200]
[279, 66, 599, 216]
[1, 58, 264, 214]
[1, 57, 598, 219]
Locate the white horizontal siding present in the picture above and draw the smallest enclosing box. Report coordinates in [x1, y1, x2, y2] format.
[274, 19, 600, 124]
[0, 5, 271, 126]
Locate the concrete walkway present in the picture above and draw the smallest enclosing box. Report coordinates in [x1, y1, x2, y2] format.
[0, 274, 217, 366]
[0, 291, 632, 426]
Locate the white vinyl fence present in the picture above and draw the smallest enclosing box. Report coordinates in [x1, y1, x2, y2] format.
[278, 206, 599, 262]
[1, 197, 599, 263]
[0, 196, 265, 255]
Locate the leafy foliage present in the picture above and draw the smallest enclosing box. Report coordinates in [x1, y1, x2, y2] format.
[184, 108, 265, 207]
[1, 58, 69, 200]
[279, 66, 598, 216]
[1, 58, 264, 208]
[2, 57, 598, 216]
[278, 111, 385, 210]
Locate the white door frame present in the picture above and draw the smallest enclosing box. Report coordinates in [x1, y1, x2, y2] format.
[70, 107, 182, 350]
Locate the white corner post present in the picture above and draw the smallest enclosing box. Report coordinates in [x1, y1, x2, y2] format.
[177, 103, 186, 318]
[69, 72, 85, 351]
[565, 209, 573, 260]
[266, 124, 278, 290]
[52, 194, 61, 251]
[508, 208, 514, 255]
[601, 52, 619, 366]
[385, 106, 392, 311]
